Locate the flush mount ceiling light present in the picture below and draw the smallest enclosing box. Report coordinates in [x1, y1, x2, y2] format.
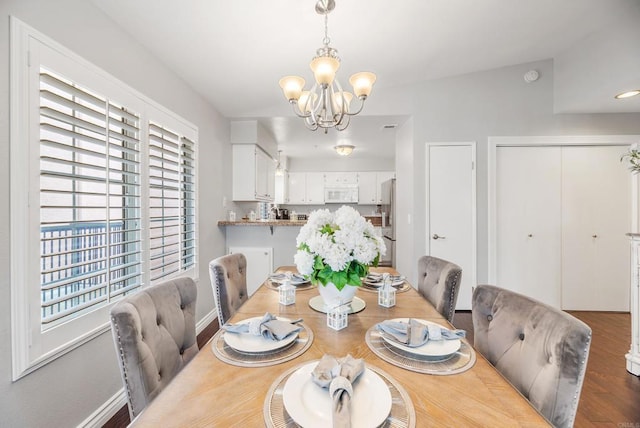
[334, 144, 355, 156]
[275, 150, 284, 176]
[615, 90, 640, 99]
[279, 0, 376, 134]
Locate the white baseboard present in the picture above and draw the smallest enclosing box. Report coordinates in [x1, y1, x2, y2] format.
[78, 389, 127, 428]
[196, 308, 218, 334]
[79, 310, 218, 427]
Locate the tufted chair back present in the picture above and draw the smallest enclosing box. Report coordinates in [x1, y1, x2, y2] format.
[417, 255, 462, 322]
[209, 253, 248, 325]
[472, 285, 591, 428]
[109, 277, 198, 419]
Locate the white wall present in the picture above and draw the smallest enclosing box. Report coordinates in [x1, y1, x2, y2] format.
[0, 0, 229, 426]
[401, 58, 640, 288]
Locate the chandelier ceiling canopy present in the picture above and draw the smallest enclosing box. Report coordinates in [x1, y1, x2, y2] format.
[279, 0, 376, 134]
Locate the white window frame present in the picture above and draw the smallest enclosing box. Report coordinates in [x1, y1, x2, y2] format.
[10, 17, 198, 380]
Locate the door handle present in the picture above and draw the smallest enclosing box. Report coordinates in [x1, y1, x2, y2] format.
[432, 234, 446, 240]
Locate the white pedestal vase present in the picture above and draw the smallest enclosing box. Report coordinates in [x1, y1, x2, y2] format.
[317, 282, 358, 307]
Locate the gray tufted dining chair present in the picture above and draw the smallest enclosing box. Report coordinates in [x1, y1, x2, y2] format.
[416, 255, 462, 322]
[472, 285, 592, 428]
[209, 253, 248, 325]
[109, 277, 198, 419]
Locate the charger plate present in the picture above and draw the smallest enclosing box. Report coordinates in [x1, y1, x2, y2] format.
[211, 322, 313, 367]
[264, 360, 416, 428]
[358, 281, 412, 293]
[266, 279, 315, 291]
[365, 325, 476, 375]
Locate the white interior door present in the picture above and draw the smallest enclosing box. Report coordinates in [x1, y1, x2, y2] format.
[496, 146, 562, 307]
[561, 146, 630, 311]
[426, 143, 476, 310]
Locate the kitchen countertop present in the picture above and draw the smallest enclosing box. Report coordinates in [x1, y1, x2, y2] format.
[217, 219, 307, 227]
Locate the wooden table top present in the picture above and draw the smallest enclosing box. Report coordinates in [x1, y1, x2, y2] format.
[132, 267, 550, 427]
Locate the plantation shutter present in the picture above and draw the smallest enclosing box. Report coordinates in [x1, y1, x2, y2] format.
[148, 122, 197, 283]
[39, 69, 142, 327]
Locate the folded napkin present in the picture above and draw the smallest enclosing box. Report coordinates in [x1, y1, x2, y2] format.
[222, 313, 302, 341]
[311, 354, 365, 428]
[377, 319, 465, 347]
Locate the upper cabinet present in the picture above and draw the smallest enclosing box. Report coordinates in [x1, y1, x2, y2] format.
[288, 172, 325, 205]
[324, 172, 358, 187]
[357, 171, 395, 204]
[231, 120, 277, 202]
[232, 144, 275, 201]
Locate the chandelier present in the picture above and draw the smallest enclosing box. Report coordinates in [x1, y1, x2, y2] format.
[279, 0, 376, 134]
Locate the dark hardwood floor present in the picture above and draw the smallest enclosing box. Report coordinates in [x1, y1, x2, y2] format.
[105, 312, 640, 427]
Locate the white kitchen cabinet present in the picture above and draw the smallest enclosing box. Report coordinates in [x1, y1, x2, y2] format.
[357, 172, 377, 204]
[274, 171, 289, 204]
[232, 145, 275, 201]
[287, 172, 325, 205]
[306, 172, 325, 204]
[324, 172, 358, 186]
[495, 144, 630, 311]
[357, 171, 395, 205]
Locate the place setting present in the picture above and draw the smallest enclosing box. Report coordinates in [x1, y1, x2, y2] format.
[263, 354, 416, 428]
[211, 312, 314, 367]
[358, 272, 412, 293]
[266, 271, 315, 291]
[365, 318, 477, 375]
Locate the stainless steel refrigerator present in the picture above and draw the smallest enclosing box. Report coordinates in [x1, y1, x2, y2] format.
[380, 178, 395, 267]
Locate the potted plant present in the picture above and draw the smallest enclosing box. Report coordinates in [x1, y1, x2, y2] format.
[294, 205, 386, 305]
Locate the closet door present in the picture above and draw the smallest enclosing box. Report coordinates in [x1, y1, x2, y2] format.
[496, 146, 562, 306]
[561, 146, 630, 311]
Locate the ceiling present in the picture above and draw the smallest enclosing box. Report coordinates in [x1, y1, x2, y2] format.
[91, 0, 640, 160]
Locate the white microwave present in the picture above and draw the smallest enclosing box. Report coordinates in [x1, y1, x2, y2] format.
[324, 186, 359, 203]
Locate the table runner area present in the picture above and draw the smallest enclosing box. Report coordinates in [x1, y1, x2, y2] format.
[263, 360, 416, 428]
[365, 325, 476, 375]
[211, 322, 313, 367]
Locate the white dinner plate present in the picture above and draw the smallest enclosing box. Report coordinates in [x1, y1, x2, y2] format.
[222, 317, 298, 353]
[282, 361, 392, 428]
[270, 274, 310, 286]
[380, 318, 461, 357]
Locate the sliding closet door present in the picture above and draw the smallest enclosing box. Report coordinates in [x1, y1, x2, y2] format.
[496, 146, 562, 306]
[561, 146, 630, 311]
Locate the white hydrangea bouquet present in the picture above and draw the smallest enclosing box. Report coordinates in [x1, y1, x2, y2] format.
[294, 206, 386, 291]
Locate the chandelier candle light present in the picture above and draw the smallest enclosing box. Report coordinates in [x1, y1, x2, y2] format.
[279, 0, 376, 133]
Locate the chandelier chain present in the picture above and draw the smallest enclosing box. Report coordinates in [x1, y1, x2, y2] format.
[323, 13, 330, 46]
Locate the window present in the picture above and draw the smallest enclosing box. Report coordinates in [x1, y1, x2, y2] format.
[39, 70, 143, 329]
[10, 18, 198, 379]
[148, 123, 196, 283]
